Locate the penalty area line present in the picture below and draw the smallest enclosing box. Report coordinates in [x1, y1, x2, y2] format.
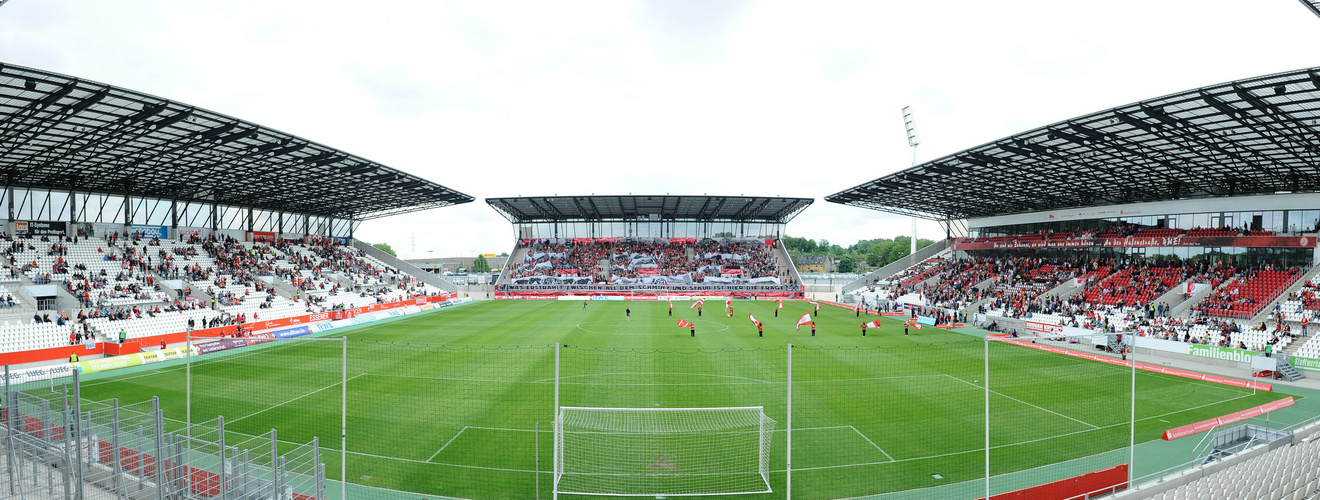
[428, 426, 469, 463]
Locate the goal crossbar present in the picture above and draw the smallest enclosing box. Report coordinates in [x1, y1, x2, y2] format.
[554, 406, 775, 497]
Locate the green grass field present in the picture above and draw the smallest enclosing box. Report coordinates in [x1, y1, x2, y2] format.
[66, 299, 1291, 500]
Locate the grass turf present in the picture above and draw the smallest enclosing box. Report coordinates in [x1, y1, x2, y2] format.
[67, 300, 1290, 499]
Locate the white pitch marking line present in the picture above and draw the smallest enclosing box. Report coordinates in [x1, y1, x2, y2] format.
[944, 374, 1100, 430]
[227, 373, 367, 425]
[428, 426, 469, 462]
[849, 425, 894, 462]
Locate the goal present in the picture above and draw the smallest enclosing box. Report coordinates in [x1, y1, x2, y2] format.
[553, 406, 776, 497]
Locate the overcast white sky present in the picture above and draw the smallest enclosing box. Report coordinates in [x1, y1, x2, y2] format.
[2, 1, 1318, 258]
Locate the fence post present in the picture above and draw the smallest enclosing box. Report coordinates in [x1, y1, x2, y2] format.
[786, 343, 792, 500]
[535, 421, 540, 500]
[984, 336, 990, 500]
[154, 397, 166, 500]
[1129, 343, 1137, 490]
[313, 436, 325, 500]
[73, 370, 84, 500]
[219, 415, 228, 500]
[271, 428, 282, 500]
[341, 336, 348, 500]
[113, 398, 124, 497]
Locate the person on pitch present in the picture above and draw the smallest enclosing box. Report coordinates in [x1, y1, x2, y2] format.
[758, 321, 764, 338]
[861, 323, 867, 336]
[583, 300, 588, 309]
[626, 307, 631, 321]
[811, 322, 816, 337]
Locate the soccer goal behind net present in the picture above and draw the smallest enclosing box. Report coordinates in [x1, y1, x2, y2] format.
[554, 406, 776, 497]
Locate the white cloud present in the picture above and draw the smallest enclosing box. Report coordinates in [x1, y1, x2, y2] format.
[1, 0, 1317, 257]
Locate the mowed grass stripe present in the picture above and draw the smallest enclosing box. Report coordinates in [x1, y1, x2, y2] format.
[71, 300, 1292, 499]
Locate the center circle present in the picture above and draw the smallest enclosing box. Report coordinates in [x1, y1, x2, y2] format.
[576, 320, 731, 335]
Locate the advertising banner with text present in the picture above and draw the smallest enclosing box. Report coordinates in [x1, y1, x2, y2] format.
[1188, 344, 1259, 363]
[129, 225, 169, 239]
[953, 234, 1316, 251]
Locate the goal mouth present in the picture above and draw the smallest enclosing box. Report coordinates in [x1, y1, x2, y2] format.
[554, 406, 776, 497]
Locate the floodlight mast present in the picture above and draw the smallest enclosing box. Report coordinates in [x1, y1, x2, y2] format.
[902, 106, 920, 254]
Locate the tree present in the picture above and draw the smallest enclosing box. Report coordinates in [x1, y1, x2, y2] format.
[373, 242, 396, 256]
[472, 255, 491, 273]
[713, 231, 735, 238]
[836, 256, 857, 273]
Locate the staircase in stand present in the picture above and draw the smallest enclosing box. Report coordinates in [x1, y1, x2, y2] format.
[1277, 358, 1306, 382]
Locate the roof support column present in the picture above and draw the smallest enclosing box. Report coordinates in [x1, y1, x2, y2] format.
[348, 214, 355, 242]
[6, 183, 12, 223]
[278, 211, 284, 238]
[247, 206, 254, 240]
[123, 190, 132, 232]
[211, 199, 218, 232]
[170, 199, 178, 239]
[68, 186, 77, 229]
[303, 215, 310, 243]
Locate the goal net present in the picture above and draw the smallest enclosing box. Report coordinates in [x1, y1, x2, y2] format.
[554, 406, 777, 496]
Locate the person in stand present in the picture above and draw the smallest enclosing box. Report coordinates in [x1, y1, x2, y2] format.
[118, 328, 127, 344]
[625, 307, 631, 321]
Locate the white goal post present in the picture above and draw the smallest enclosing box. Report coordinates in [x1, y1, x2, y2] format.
[553, 406, 777, 497]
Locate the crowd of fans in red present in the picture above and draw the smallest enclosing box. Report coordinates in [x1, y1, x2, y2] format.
[507, 238, 791, 283]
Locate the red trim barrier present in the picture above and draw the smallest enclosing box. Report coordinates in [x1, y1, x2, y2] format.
[498, 291, 797, 299]
[990, 336, 1273, 392]
[0, 342, 103, 366]
[977, 464, 1128, 500]
[1162, 397, 1295, 440]
[0, 293, 459, 366]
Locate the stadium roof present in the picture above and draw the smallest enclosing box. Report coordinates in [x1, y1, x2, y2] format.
[486, 195, 813, 224]
[1303, 0, 1320, 19]
[826, 66, 1320, 221]
[0, 62, 473, 220]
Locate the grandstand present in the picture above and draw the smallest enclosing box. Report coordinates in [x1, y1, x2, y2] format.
[826, 65, 1320, 498]
[487, 195, 811, 298]
[0, 62, 471, 360]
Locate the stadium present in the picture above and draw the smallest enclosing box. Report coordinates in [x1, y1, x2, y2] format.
[4, 3, 1320, 500]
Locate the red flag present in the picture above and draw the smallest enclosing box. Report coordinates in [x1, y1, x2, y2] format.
[915, 323, 923, 330]
[668, 297, 673, 310]
[749, 313, 759, 325]
[853, 302, 860, 313]
[796, 312, 812, 330]
[677, 319, 694, 328]
[864, 320, 882, 328]
[815, 303, 820, 312]
[691, 299, 705, 309]
[776, 299, 783, 310]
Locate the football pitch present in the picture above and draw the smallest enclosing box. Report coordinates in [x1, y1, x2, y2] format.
[70, 300, 1291, 500]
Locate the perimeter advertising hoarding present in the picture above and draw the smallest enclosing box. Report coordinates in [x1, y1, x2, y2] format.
[2, 363, 75, 385]
[952, 235, 1316, 251]
[1289, 355, 1320, 372]
[1188, 344, 1258, 363]
[196, 338, 251, 355]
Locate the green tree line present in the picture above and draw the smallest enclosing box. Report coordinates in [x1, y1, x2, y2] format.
[781, 235, 935, 273]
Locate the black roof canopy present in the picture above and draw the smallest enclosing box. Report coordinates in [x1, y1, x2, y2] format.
[487, 195, 813, 224]
[826, 66, 1320, 220]
[1303, 0, 1320, 19]
[0, 62, 473, 220]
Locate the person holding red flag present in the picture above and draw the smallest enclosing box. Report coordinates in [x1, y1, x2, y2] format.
[775, 299, 782, 317]
[795, 312, 812, 331]
[750, 313, 762, 337]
